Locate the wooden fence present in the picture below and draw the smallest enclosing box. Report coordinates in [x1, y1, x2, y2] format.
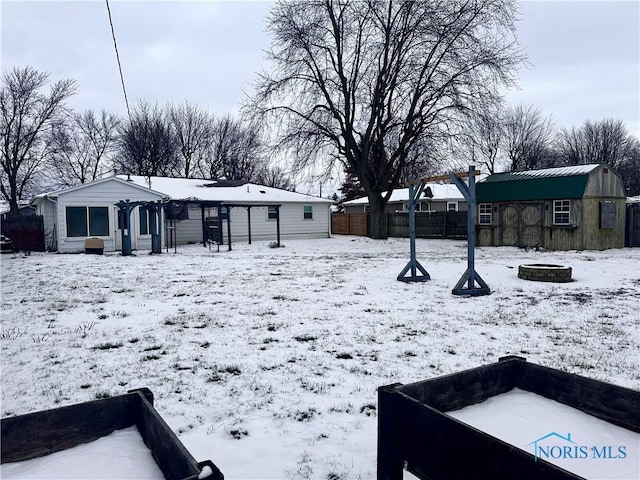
[1, 214, 45, 251]
[626, 203, 640, 247]
[332, 213, 368, 236]
[332, 211, 467, 239]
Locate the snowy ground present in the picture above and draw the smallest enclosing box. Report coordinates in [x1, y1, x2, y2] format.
[1, 236, 639, 479]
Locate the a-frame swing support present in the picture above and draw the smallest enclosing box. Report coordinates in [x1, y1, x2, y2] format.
[397, 165, 490, 296]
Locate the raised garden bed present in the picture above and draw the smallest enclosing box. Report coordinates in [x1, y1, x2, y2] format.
[378, 356, 639, 480]
[1, 388, 223, 480]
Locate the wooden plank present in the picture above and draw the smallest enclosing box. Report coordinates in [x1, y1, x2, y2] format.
[408, 170, 481, 186]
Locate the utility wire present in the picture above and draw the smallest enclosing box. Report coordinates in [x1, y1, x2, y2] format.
[105, 0, 132, 121]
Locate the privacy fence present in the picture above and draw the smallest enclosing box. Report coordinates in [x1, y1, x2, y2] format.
[332, 211, 467, 239]
[1, 215, 45, 252]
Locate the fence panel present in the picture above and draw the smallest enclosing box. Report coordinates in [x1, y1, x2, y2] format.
[388, 212, 467, 239]
[1, 215, 45, 251]
[331, 213, 368, 236]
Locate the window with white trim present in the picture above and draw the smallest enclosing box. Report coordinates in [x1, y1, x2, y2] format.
[447, 202, 458, 212]
[303, 205, 313, 220]
[553, 200, 571, 225]
[267, 206, 278, 220]
[478, 203, 492, 225]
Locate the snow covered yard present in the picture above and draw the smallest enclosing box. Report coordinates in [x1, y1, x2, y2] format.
[1, 236, 639, 479]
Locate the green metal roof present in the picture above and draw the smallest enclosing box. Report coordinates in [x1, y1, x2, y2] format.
[476, 164, 601, 202]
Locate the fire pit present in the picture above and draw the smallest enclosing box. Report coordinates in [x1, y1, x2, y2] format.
[518, 264, 572, 283]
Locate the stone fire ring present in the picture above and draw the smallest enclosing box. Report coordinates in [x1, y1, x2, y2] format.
[518, 264, 573, 283]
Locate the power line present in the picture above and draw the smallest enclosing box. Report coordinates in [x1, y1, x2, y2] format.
[105, 0, 131, 121]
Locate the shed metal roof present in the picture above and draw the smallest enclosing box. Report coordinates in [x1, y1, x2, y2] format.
[476, 164, 602, 202]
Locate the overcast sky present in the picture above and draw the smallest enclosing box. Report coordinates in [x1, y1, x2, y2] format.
[1, 0, 639, 139]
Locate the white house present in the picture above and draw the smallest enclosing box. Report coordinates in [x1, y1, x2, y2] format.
[31, 176, 333, 253]
[342, 184, 466, 214]
[119, 176, 333, 246]
[31, 177, 166, 253]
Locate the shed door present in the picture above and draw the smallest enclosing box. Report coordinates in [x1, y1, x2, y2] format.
[499, 203, 543, 247]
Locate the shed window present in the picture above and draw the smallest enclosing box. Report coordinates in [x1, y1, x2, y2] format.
[599, 201, 616, 229]
[553, 200, 571, 225]
[478, 203, 492, 225]
[66, 206, 109, 237]
[303, 205, 313, 220]
[267, 206, 278, 220]
[447, 202, 458, 212]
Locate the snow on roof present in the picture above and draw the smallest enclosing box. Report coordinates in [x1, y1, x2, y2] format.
[119, 176, 333, 204]
[627, 195, 640, 204]
[479, 164, 602, 183]
[343, 184, 465, 205]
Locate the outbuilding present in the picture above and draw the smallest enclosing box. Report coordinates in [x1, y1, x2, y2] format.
[342, 184, 467, 214]
[475, 164, 626, 250]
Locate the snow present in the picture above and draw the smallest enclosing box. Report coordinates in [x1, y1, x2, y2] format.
[118, 175, 333, 204]
[0, 426, 164, 479]
[448, 388, 640, 480]
[1, 236, 639, 479]
[343, 184, 464, 205]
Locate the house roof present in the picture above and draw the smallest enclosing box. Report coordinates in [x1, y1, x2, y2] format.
[343, 184, 465, 205]
[476, 164, 604, 203]
[30, 177, 166, 205]
[119, 176, 333, 205]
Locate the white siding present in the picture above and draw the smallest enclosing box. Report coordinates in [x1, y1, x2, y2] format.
[171, 203, 331, 245]
[55, 179, 164, 253]
[36, 198, 57, 251]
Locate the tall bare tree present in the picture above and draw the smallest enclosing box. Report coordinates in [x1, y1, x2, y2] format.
[116, 101, 179, 177]
[168, 102, 215, 178]
[504, 103, 555, 171]
[0, 66, 77, 213]
[556, 118, 633, 169]
[248, 0, 524, 238]
[200, 114, 264, 181]
[47, 109, 120, 188]
[461, 107, 505, 174]
[256, 165, 295, 191]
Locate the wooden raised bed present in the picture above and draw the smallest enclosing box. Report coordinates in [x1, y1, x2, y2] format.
[1, 388, 223, 480]
[378, 356, 640, 480]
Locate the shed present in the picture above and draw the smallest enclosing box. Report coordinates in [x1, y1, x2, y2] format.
[342, 184, 467, 214]
[31, 177, 166, 253]
[475, 164, 626, 250]
[119, 176, 333, 245]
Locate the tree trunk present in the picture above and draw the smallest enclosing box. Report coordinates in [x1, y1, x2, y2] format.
[368, 193, 388, 239]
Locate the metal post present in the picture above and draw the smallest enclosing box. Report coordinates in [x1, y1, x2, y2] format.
[247, 207, 252, 245]
[226, 206, 232, 251]
[276, 206, 281, 247]
[397, 183, 430, 282]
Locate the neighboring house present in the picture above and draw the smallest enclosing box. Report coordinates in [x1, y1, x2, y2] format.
[475, 164, 626, 250]
[0, 201, 36, 216]
[342, 184, 467, 214]
[120, 176, 333, 246]
[31, 177, 166, 253]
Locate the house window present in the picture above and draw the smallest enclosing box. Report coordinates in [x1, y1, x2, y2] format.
[553, 200, 571, 225]
[139, 207, 150, 235]
[403, 202, 421, 212]
[66, 206, 109, 237]
[267, 206, 278, 220]
[478, 203, 492, 225]
[447, 202, 458, 212]
[303, 205, 313, 220]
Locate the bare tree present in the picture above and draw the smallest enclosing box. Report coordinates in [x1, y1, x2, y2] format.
[200, 115, 264, 181]
[503, 104, 555, 171]
[46, 109, 120, 188]
[617, 137, 640, 196]
[168, 102, 215, 178]
[256, 165, 295, 191]
[0, 66, 77, 213]
[116, 101, 179, 177]
[556, 118, 632, 169]
[461, 106, 505, 174]
[247, 0, 524, 238]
